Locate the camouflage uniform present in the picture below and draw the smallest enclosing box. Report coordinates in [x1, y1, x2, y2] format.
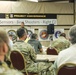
[51, 36, 70, 53]
[0, 61, 23, 75]
[11, 40, 52, 74]
[0, 61, 9, 74]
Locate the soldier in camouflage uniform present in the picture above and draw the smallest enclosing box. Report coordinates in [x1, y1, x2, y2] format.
[49, 24, 76, 75]
[51, 33, 70, 53]
[1, 69, 23, 75]
[11, 28, 52, 75]
[0, 62, 23, 75]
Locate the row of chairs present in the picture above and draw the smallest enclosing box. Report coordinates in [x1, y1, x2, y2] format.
[10, 50, 76, 75]
[46, 48, 76, 75]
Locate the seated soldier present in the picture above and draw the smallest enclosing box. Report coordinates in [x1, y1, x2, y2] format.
[11, 28, 52, 74]
[1, 69, 23, 75]
[51, 33, 71, 53]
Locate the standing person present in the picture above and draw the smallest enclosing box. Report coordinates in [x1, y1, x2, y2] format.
[50, 33, 70, 53]
[28, 33, 43, 54]
[20, 22, 28, 34]
[20, 22, 30, 43]
[11, 28, 52, 74]
[50, 25, 76, 75]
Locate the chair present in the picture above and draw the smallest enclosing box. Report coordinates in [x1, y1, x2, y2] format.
[10, 50, 38, 75]
[57, 63, 76, 75]
[46, 48, 58, 55]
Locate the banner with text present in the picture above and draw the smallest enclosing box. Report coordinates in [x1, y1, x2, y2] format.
[0, 19, 57, 25]
[0, 14, 57, 25]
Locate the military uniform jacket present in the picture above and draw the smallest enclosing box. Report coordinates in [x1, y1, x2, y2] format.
[11, 40, 36, 69]
[11, 40, 52, 73]
[51, 36, 70, 53]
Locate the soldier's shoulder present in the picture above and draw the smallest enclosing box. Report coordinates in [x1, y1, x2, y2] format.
[1, 69, 23, 75]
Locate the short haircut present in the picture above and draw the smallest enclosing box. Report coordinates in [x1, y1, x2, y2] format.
[17, 28, 26, 38]
[31, 33, 38, 39]
[21, 22, 24, 24]
[69, 25, 76, 44]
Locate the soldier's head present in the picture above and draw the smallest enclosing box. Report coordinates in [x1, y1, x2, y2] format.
[31, 33, 38, 40]
[60, 33, 66, 38]
[17, 28, 27, 40]
[69, 25, 76, 44]
[0, 69, 23, 75]
[21, 22, 24, 28]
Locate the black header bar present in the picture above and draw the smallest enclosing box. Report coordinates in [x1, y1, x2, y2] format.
[0, 13, 57, 19]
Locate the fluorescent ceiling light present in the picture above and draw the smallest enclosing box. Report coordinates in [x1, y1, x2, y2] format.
[26, 0, 38, 2]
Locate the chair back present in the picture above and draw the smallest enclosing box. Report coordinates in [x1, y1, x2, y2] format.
[10, 51, 38, 75]
[10, 50, 25, 70]
[46, 48, 58, 55]
[57, 63, 76, 75]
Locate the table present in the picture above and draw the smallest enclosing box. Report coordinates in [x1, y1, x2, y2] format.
[36, 54, 58, 61]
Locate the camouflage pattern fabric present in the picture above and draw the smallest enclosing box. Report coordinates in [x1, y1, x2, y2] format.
[1, 69, 23, 75]
[0, 62, 10, 73]
[0, 62, 23, 75]
[51, 37, 70, 53]
[11, 40, 52, 74]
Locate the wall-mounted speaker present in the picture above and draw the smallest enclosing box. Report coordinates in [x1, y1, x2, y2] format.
[69, 0, 74, 2]
[47, 24, 54, 34]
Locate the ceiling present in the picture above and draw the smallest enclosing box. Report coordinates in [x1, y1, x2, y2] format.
[0, 0, 74, 2]
[21, 0, 74, 2]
